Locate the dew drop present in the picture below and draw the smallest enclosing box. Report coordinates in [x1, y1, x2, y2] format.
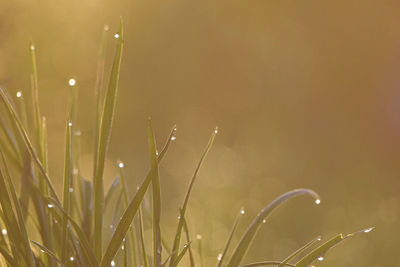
[262, 219, 266, 224]
[114, 33, 119, 39]
[68, 78, 76, 87]
[69, 256, 75, 262]
[217, 253, 223, 261]
[196, 234, 202, 240]
[121, 245, 125, 250]
[69, 187, 74, 193]
[1, 229, 7, 235]
[40, 249, 45, 253]
[171, 136, 176, 141]
[30, 45, 35, 51]
[16, 91, 22, 98]
[317, 256, 324, 261]
[47, 204, 54, 208]
[68, 122, 73, 127]
[111, 260, 116, 266]
[118, 162, 124, 168]
[240, 209, 245, 215]
[363, 227, 374, 233]
[315, 199, 321, 205]
[214, 127, 219, 134]
[317, 236, 322, 241]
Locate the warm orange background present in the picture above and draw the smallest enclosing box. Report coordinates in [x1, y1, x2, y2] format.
[1, 1, 399, 266]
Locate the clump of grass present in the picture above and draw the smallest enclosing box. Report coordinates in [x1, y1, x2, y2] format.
[0, 18, 373, 267]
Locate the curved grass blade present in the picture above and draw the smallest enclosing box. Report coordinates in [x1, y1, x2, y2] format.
[100, 126, 176, 267]
[226, 189, 320, 267]
[148, 119, 162, 267]
[216, 210, 243, 267]
[0, 156, 35, 267]
[31, 241, 64, 267]
[278, 236, 321, 267]
[93, 17, 124, 259]
[169, 127, 218, 266]
[294, 227, 374, 267]
[0, 87, 60, 204]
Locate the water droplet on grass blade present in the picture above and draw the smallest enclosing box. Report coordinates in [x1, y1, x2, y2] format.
[47, 204, 54, 208]
[16, 91, 22, 98]
[363, 227, 375, 233]
[69, 257, 74, 261]
[217, 253, 223, 261]
[111, 260, 116, 266]
[68, 78, 76, 87]
[118, 161, 124, 168]
[114, 33, 119, 39]
[315, 199, 321, 205]
[1, 229, 7, 235]
[317, 256, 324, 261]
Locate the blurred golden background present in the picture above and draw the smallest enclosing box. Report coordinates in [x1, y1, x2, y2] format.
[1, 0, 399, 266]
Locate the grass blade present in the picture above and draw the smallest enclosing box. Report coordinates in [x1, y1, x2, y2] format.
[171, 242, 191, 267]
[31, 240, 64, 267]
[182, 215, 194, 267]
[138, 206, 149, 267]
[216, 210, 243, 267]
[294, 227, 374, 267]
[226, 189, 320, 267]
[148, 119, 162, 267]
[100, 126, 176, 267]
[169, 127, 218, 266]
[240, 262, 294, 267]
[93, 18, 124, 259]
[0, 87, 61, 204]
[61, 120, 73, 263]
[119, 165, 138, 267]
[278, 236, 321, 267]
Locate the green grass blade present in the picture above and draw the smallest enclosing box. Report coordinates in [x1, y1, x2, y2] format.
[169, 127, 218, 266]
[31, 240, 64, 267]
[100, 126, 176, 267]
[29, 41, 43, 159]
[61, 120, 73, 263]
[171, 242, 191, 267]
[240, 262, 294, 267]
[138, 206, 149, 267]
[148, 119, 162, 267]
[104, 176, 120, 213]
[216, 210, 243, 267]
[226, 189, 320, 267]
[119, 164, 138, 267]
[278, 236, 321, 267]
[46, 198, 98, 267]
[182, 215, 194, 267]
[0, 87, 61, 204]
[93, 18, 124, 259]
[0, 157, 34, 266]
[0, 245, 18, 266]
[294, 227, 374, 267]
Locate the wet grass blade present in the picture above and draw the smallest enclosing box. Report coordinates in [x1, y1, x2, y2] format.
[0, 87, 61, 204]
[171, 242, 191, 267]
[138, 206, 149, 267]
[61, 121, 73, 263]
[169, 127, 218, 266]
[182, 216, 194, 267]
[100, 126, 176, 267]
[0, 155, 35, 267]
[93, 18, 124, 259]
[294, 227, 374, 267]
[240, 262, 294, 267]
[226, 189, 320, 267]
[46, 198, 98, 267]
[31, 240, 64, 267]
[119, 166, 138, 267]
[216, 210, 243, 267]
[278, 236, 321, 267]
[148, 119, 162, 267]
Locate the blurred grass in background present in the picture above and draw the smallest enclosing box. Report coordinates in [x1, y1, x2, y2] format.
[0, 0, 399, 266]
